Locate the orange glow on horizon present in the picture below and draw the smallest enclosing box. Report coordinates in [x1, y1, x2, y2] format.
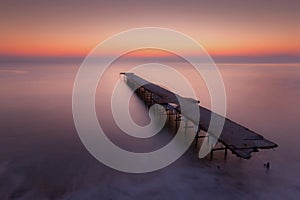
[121, 49, 175, 58]
[1, 44, 298, 58]
[1, 1, 299, 60]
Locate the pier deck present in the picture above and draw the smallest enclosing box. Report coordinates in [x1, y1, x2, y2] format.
[121, 73, 277, 159]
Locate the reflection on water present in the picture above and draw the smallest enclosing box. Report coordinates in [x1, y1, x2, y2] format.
[0, 61, 300, 199]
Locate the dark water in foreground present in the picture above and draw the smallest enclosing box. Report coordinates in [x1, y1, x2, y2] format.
[0, 61, 299, 199]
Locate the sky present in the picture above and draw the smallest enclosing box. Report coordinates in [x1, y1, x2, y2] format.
[0, 0, 299, 60]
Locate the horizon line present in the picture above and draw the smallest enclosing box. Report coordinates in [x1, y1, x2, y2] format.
[0, 53, 299, 64]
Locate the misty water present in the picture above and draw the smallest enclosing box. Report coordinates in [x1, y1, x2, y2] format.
[0, 60, 300, 199]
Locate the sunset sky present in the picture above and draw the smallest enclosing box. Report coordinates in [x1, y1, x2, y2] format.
[1, 0, 299, 60]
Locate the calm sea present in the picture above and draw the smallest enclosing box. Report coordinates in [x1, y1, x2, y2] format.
[0, 60, 299, 199]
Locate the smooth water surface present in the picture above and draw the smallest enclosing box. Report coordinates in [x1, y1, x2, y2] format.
[0, 60, 299, 199]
